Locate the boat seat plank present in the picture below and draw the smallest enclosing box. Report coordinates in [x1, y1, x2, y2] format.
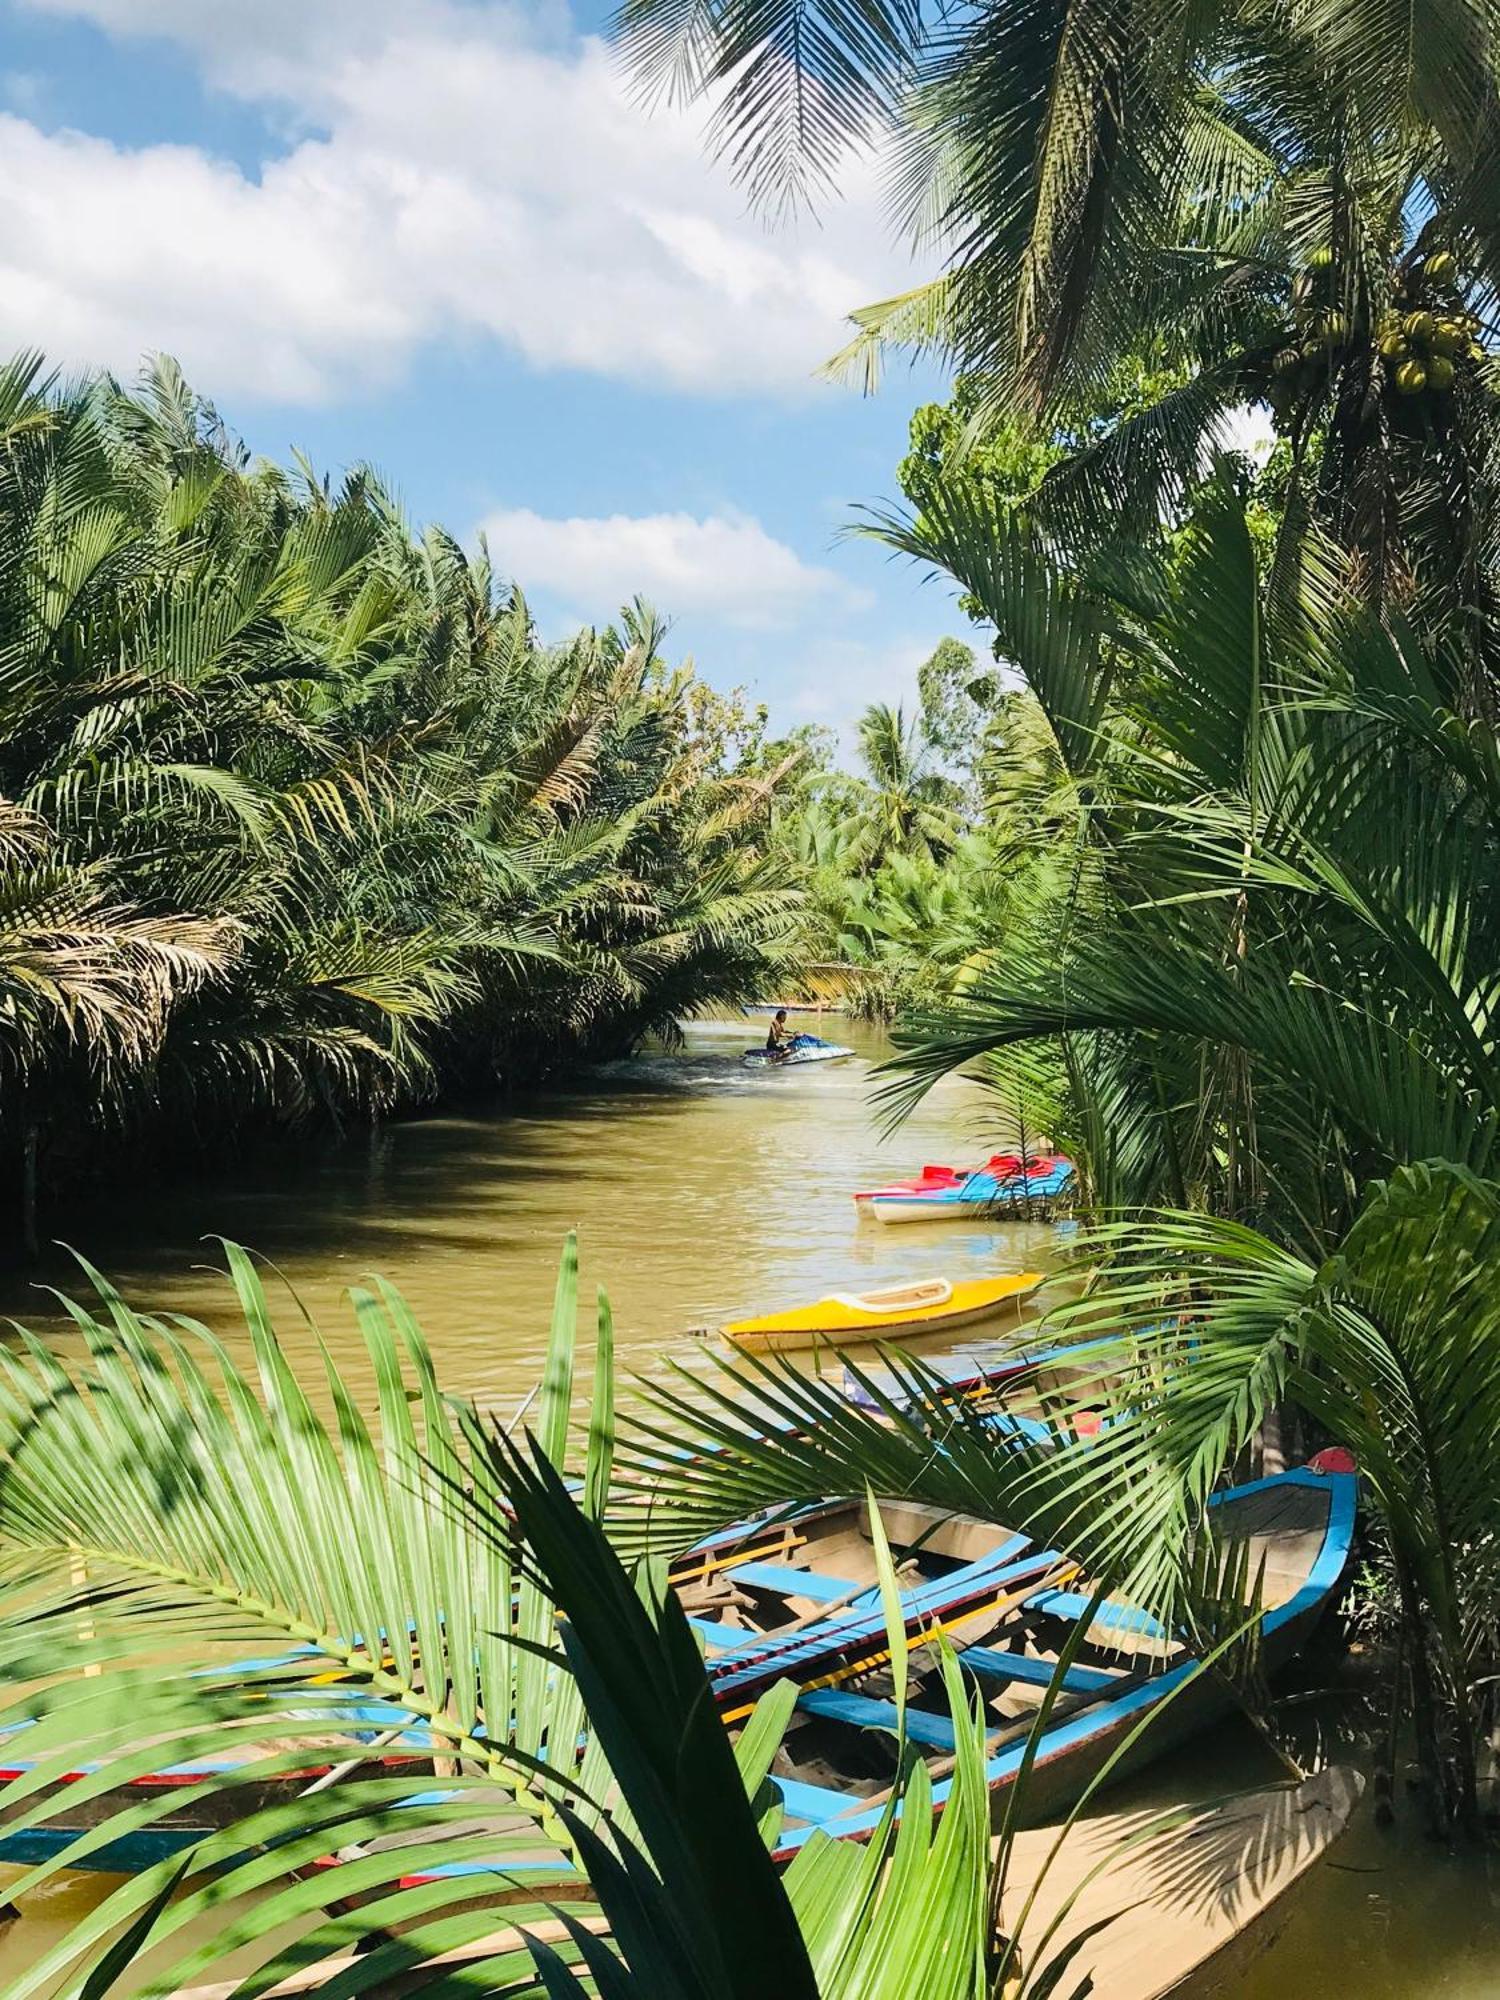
[959, 1647, 1120, 1694]
[770, 1776, 859, 1825]
[796, 1687, 957, 1750]
[1027, 1589, 1165, 1638]
[726, 1561, 863, 1603]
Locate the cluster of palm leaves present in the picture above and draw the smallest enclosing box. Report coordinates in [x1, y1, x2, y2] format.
[0, 1240, 1187, 1999]
[0, 354, 803, 1243]
[855, 471, 1500, 1837]
[618, 0, 1500, 659]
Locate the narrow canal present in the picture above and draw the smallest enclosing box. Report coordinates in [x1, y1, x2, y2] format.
[0, 1019, 1495, 1991]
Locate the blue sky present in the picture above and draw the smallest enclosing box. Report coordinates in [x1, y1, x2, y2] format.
[0, 0, 978, 747]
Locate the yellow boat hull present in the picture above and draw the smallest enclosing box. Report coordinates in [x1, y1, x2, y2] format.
[722, 1272, 1043, 1354]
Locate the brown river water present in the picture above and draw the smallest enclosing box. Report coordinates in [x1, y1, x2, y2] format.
[0, 1016, 1496, 1992]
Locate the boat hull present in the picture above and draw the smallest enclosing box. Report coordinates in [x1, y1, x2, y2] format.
[723, 1274, 1042, 1353]
[767, 1466, 1357, 1858]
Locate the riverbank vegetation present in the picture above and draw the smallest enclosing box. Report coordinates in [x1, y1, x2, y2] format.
[3, 0, 1500, 1985]
[618, 0, 1500, 1847]
[0, 356, 803, 1252]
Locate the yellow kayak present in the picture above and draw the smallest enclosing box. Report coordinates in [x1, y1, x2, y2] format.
[722, 1272, 1044, 1355]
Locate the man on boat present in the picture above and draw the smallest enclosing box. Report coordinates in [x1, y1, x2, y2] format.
[766, 1009, 794, 1060]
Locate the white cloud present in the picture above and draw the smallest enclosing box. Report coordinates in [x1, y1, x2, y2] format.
[784, 631, 974, 758]
[0, 10, 916, 403]
[481, 505, 858, 627]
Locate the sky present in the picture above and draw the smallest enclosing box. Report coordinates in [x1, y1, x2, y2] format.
[0, 0, 981, 748]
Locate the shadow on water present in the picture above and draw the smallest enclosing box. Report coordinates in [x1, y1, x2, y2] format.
[1, 1017, 1495, 1995]
[0, 1018, 1056, 1414]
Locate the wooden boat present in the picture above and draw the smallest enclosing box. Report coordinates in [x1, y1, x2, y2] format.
[4, 1465, 1352, 1879]
[1000, 1764, 1363, 2000]
[857, 1154, 1075, 1223]
[162, 1768, 1360, 2000]
[721, 1272, 1044, 1354]
[0, 1686, 435, 1871]
[762, 1463, 1356, 1857]
[0, 1493, 1048, 1872]
[357, 1464, 1355, 1907]
[740, 1033, 854, 1069]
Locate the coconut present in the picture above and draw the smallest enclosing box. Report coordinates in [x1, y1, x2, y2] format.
[1378, 332, 1408, 361]
[1431, 322, 1466, 356]
[1403, 310, 1437, 341]
[1395, 358, 1428, 395]
[1301, 340, 1325, 362]
[1273, 346, 1302, 375]
[1320, 311, 1349, 344]
[1309, 245, 1334, 270]
[1426, 249, 1458, 282]
[1426, 354, 1456, 390]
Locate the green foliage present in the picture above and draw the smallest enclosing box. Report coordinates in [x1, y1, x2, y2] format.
[0, 356, 804, 1224]
[0, 1239, 1164, 1998]
[862, 471, 1500, 1833]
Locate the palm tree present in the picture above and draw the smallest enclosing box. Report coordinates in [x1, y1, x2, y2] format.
[617, 2, 1500, 693]
[854, 701, 960, 863]
[0, 357, 807, 1239]
[851, 471, 1500, 1832]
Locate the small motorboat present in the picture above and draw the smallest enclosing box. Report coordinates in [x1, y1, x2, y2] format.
[722, 1272, 1043, 1355]
[741, 1033, 854, 1069]
[856, 1153, 1075, 1223]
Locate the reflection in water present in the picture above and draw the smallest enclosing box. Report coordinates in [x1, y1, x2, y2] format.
[0, 1018, 1496, 1991]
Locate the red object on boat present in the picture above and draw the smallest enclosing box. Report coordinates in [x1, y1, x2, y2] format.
[1306, 1447, 1357, 1476]
[854, 1153, 1065, 1201]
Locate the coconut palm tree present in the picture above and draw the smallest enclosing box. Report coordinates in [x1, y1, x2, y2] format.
[853, 700, 961, 863]
[618, 2, 1500, 696]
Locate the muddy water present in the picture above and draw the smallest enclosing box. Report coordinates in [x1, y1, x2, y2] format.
[0, 1016, 1495, 1991]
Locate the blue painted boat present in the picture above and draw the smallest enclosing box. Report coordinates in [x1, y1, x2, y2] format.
[372, 1463, 1355, 1898]
[0, 1500, 1046, 1871]
[762, 1464, 1356, 1856]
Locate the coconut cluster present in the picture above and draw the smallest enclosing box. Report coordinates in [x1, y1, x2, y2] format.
[1266, 244, 1484, 425]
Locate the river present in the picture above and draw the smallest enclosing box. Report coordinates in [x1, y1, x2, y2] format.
[0, 1017, 1496, 1992]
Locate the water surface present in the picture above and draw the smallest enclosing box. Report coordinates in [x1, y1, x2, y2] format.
[0, 1018, 1495, 1991]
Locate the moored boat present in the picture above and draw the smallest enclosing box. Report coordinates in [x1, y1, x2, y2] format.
[722, 1272, 1043, 1354]
[353, 1462, 1355, 1903]
[856, 1154, 1075, 1223]
[761, 1463, 1355, 1855]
